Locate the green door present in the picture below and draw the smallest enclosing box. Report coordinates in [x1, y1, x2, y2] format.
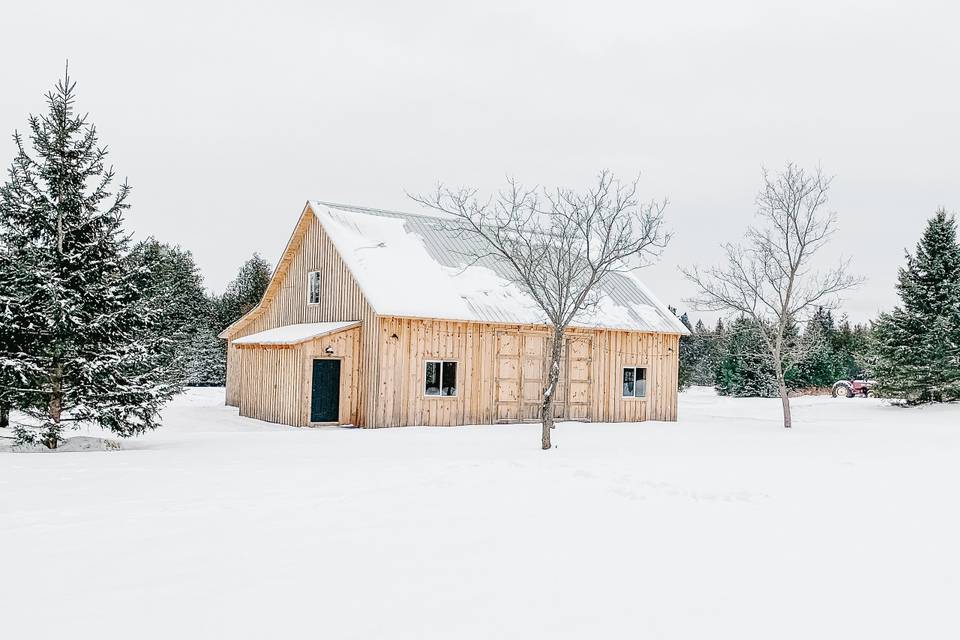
[310, 359, 341, 423]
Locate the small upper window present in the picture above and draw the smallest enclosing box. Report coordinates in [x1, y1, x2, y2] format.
[308, 271, 321, 305]
[622, 367, 647, 398]
[425, 360, 457, 397]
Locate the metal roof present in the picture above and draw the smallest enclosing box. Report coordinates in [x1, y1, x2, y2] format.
[311, 201, 689, 334]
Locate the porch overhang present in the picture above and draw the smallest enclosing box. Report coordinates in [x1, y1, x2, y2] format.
[231, 321, 361, 348]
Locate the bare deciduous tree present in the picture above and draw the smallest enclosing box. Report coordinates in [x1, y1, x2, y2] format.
[682, 164, 861, 428]
[412, 171, 670, 450]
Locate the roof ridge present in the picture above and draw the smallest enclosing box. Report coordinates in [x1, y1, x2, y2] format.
[311, 200, 451, 222]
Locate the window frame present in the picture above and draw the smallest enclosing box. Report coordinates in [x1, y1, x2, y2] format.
[307, 271, 321, 305]
[424, 359, 459, 398]
[621, 366, 648, 399]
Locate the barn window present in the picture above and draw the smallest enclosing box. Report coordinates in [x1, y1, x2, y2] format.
[308, 271, 321, 305]
[622, 367, 647, 398]
[425, 360, 457, 397]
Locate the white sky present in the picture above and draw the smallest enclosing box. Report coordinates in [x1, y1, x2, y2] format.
[2, 0, 958, 323]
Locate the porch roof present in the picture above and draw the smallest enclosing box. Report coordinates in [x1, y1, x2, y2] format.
[232, 321, 360, 346]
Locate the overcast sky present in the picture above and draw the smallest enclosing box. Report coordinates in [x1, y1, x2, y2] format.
[2, 0, 957, 323]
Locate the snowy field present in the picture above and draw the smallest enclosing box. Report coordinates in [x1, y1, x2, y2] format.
[2, 388, 959, 639]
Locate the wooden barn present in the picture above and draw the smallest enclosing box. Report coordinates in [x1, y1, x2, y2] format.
[219, 201, 689, 428]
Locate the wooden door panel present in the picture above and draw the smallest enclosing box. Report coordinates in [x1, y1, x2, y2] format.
[521, 358, 543, 380]
[568, 359, 590, 381]
[568, 337, 590, 359]
[523, 336, 545, 357]
[497, 357, 519, 380]
[497, 380, 520, 403]
[522, 381, 542, 403]
[498, 333, 520, 355]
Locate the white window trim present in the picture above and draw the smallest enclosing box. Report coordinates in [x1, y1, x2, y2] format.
[424, 359, 458, 398]
[622, 366, 648, 399]
[307, 271, 321, 305]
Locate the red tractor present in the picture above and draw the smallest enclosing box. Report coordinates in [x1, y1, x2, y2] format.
[831, 377, 875, 398]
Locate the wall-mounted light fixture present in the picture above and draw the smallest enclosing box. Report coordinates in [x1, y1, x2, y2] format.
[325, 346, 334, 355]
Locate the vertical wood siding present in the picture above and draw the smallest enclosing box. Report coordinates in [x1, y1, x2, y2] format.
[236, 346, 304, 426]
[372, 317, 680, 427]
[225, 342, 242, 406]
[232, 326, 362, 427]
[589, 330, 680, 422]
[298, 326, 362, 426]
[224, 209, 379, 425]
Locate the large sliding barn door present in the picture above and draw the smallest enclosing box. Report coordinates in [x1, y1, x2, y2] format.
[494, 330, 593, 423]
[495, 331, 547, 422]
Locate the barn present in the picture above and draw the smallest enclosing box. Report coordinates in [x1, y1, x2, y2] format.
[219, 201, 689, 428]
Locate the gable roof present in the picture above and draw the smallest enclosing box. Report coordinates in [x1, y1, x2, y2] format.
[219, 205, 318, 340]
[310, 201, 688, 334]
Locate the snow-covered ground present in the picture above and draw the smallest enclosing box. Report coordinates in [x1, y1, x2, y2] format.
[2, 387, 959, 639]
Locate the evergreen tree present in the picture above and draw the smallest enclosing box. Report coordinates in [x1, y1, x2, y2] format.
[670, 306, 695, 389]
[795, 307, 841, 387]
[676, 319, 726, 387]
[128, 238, 213, 387]
[218, 253, 271, 324]
[0, 68, 178, 448]
[874, 210, 960, 403]
[834, 318, 873, 379]
[0, 242, 16, 429]
[682, 318, 714, 386]
[715, 317, 779, 397]
[184, 321, 227, 385]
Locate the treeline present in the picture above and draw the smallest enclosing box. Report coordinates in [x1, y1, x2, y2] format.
[675, 209, 960, 404]
[129, 240, 270, 387]
[675, 310, 872, 396]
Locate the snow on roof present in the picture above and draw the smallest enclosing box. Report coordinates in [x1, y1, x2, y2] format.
[232, 321, 360, 346]
[310, 201, 689, 334]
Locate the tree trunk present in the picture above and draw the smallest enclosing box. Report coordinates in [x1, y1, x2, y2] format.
[771, 349, 792, 429]
[540, 327, 565, 450]
[777, 380, 792, 429]
[44, 363, 64, 449]
[0, 404, 8, 430]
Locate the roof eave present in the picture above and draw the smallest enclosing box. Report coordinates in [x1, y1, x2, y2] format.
[231, 320, 361, 347]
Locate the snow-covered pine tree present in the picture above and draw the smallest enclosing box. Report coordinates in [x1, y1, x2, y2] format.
[0, 68, 178, 448]
[715, 317, 779, 397]
[670, 306, 696, 389]
[833, 317, 873, 379]
[184, 321, 227, 385]
[0, 241, 17, 430]
[218, 253, 271, 322]
[873, 210, 960, 403]
[679, 319, 723, 387]
[794, 307, 840, 387]
[687, 319, 721, 386]
[128, 238, 212, 387]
